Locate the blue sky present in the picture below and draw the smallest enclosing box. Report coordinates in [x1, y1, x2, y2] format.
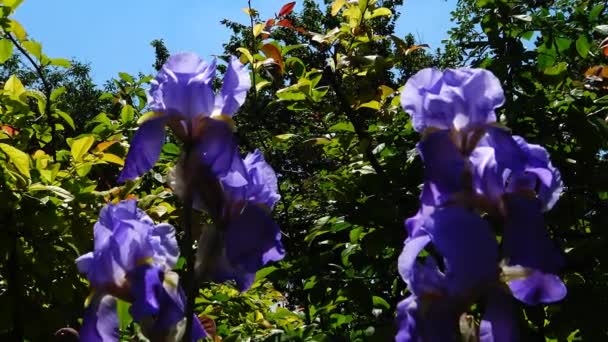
[14, 0, 456, 85]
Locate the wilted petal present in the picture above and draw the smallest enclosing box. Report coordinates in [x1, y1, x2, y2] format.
[118, 117, 167, 183]
[508, 271, 566, 305]
[214, 56, 251, 116]
[479, 289, 519, 342]
[79, 294, 119, 342]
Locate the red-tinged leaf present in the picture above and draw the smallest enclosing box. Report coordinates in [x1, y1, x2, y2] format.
[277, 19, 294, 29]
[1, 125, 17, 137]
[265, 18, 276, 28]
[295, 27, 308, 34]
[604, 45, 608, 57]
[278, 2, 296, 17]
[261, 43, 285, 72]
[261, 33, 271, 40]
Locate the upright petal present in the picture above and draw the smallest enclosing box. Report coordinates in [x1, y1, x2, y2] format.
[150, 52, 216, 118]
[214, 56, 251, 116]
[149, 223, 180, 269]
[242, 149, 281, 209]
[79, 294, 119, 342]
[118, 117, 167, 183]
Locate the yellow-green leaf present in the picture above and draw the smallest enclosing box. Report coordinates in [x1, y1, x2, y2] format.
[366, 7, 392, 19]
[237, 47, 255, 65]
[71, 136, 95, 162]
[253, 23, 265, 37]
[76, 162, 92, 177]
[0, 39, 13, 63]
[9, 19, 26, 41]
[4, 75, 25, 97]
[0, 143, 30, 178]
[331, 0, 346, 16]
[22, 40, 42, 60]
[4, 0, 24, 10]
[101, 153, 124, 166]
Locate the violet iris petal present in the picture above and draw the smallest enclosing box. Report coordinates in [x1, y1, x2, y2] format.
[214, 56, 252, 116]
[218, 204, 285, 291]
[401, 68, 504, 132]
[242, 149, 281, 209]
[422, 207, 499, 294]
[118, 116, 167, 183]
[196, 119, 248, 187]
[80, 294, 119, 342]
[479, 289, 519, 342]
[508, 271, 567, 304]
[503, 195, 566, 304]
[149, 52, 216, 119]
[129, 265, 163, 321]
[511, 136, 563, 210]
[395, 295, 461, 342]
[417, 130, 465, 203]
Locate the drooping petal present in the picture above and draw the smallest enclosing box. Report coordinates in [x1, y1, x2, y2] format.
[395, 295, 461, 342]
[118, 117, 167, 183]
[508, 271, 566, 305]
[214, 56, 251, 116]
[149, 52, 216, 118]
[503, 195, 564, 274]
[218, 204, 285, 291]
[397, 234, 432, 284]
[479, 289, 519, 342]
[129, 265, 163, 321]
[421, 207, 499, 295]
[79, 294, 119, 342]
[417, 130, 466, 204]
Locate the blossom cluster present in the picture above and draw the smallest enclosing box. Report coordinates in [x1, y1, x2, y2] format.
[76, 53, 284, 341]
[397, 68, 566, 341]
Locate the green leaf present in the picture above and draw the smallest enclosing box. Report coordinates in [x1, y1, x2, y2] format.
[22, 40, 42, 60]
[28, 184, 74, 201]
[0, 143, 30, 178]
[255, 266, 278, 281]
[49, 58, 71, 68]
[331, 0, 346, 16]
[358, 0, 368, 13]
[70, 136, 95, 162]
[120, 105, 135, 124]
[50, 86, 66, 101]
[358, 100, 381, 110]
[101, 153, 124, 166]
[162, 143, 180, 156]
[554, 37, 572, 52]
[372, 295, 390, 309]
[76, 162, 92, 177]
[329, 122, 355, 132]
[589, 4, 605, 21]
[0, 39, 13, 63]
[4, 0, 24, 10]
[543, 62, 568, 76]
[4, 75, 25, 97]
[9, 19, 26, 41]
[116, 299, 132, 331]
[274, 133, 297, 141]
[55, 110, 75, 130]
[575, 35, 591, 58]
[118, 72, 134, 83]
[367, 7, 391, 19]
[237, 47, 255, 65]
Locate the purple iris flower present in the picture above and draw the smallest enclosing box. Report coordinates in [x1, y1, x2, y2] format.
[118, 52, 251, 183]
[196, 150, 285, 291]
[76, 200, 206, 341]
[398, 67, 566, 341]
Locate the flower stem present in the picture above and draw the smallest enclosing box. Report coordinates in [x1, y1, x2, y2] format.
[183, 142, 196, 342]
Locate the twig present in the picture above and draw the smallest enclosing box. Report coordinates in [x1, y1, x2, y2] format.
[183, 142, 196, 341]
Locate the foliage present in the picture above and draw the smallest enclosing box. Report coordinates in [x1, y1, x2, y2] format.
[0, 0, 605, 340]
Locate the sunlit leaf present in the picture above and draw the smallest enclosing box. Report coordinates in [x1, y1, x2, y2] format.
[22, 40, 42, 60]
[55, 110, 75, 130]
[253, 23, 265, 38]
[8, 19, 26, 41]
[0, 39, 13, 63]
[331, 0, 346, 16]
[101, 153, 124, 166]
[0, 143, 30, 178]
[71, 136, 95, 162]
[4, 75, 25, 97]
